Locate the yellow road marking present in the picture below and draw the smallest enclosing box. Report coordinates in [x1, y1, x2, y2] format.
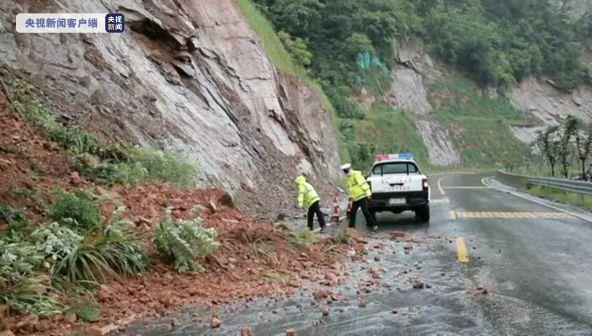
[456, 237, 469, 263]
[437, 177, 447, 196]
[452, 211, 574, 219]
[449, 211, 457, 220]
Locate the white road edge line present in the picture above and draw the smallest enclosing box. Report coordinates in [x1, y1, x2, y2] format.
[481, 176, 592, 223]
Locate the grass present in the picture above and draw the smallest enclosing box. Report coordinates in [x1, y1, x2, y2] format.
[47, 188, 101, 233]
[290, 228, 317, 247]
[526, 184, 592, 210]
[9, 78, 198, 188]
[236, 0, 304, 78]
[251, 239, 276, 259]
[354, 106, 430, 170]
[429, 75, 529, 169]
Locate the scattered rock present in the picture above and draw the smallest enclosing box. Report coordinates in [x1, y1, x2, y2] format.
[15, 314, 39, 333]
[207, 197, 218, 213]
[313, 290, 333, 300]
[84, 326, 105, 336]
[322, 306, 330, 316]
[476, 286, 489, 295]
[412, 280, 425, 289]
[389, 231, 406, 238]
[211, 316, 222, 328]
[358, 300, 367, 308]
[70, 171, 82, 185]
[374, 256, 380, 262]
[403, 246, 413, 254]
[64, 313, 77, 323]
[286, 328, 297, 336]
[241, 326, 252, 336]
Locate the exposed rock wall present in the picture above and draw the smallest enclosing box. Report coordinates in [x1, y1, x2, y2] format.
[508, 77, 592, 143]
[388, 40, 461, 167]
[0, 0, 341, 217]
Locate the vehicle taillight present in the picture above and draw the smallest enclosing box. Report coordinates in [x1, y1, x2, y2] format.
[422, 178, 429, 191]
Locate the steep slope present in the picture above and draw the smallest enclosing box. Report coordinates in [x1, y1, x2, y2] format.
[0, 0, 340, 217]
[381, 39, 592, 169]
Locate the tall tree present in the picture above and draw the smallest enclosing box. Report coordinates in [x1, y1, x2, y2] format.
[536, 125, 560, 177]
[573, 120, 592, 179]
[559, 116, 578, 178]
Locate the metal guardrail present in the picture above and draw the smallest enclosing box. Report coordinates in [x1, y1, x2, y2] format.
[496, 170, 592, 195]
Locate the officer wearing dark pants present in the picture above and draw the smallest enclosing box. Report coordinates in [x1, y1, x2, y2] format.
[341, 163, 377, 231]
[348, 197, 374, 229]
[295, 175, 326, 233]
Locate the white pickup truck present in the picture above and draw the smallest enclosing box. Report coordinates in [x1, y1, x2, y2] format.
[366, 154, 430, 222]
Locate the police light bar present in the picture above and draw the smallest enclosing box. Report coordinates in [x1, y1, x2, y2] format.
[375, 153, 414, 161]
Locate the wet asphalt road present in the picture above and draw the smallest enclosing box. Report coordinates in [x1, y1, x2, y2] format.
[123, 173, 592, 336]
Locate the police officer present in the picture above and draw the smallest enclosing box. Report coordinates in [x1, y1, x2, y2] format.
[341, 164, 377, 231]
[295, 175, 326, 233]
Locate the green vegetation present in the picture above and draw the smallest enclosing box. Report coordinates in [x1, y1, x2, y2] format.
[47, 188, 101, 233]
[289, 227, 317, 246]
[236, 0, 305, 77]
[1, 196, 148, 316]
[10, 79, 198, 188]
[334, 229, 353, 245]
[154, 207, 220, 273]
[354, 106, 430, 169]
[66, 295, 101, 322]
[533, 116, 592, 178]
[430, 77, 529, 168]
[246, 0, 592, 168]
[527, 184, 592, 211]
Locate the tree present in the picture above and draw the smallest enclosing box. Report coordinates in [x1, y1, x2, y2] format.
[270, 0, 324, 37]
[535, 125, 561, 177]
[573, 120, 592, 179]
[559, 116, 578, 178]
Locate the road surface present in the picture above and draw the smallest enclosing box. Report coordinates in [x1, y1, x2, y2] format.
[122, 173, 592, 335]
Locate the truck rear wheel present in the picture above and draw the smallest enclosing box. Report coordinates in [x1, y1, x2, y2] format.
[415, 206, 430, 223]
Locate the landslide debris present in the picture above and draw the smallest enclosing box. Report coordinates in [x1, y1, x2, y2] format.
[0, 92, 361, 335]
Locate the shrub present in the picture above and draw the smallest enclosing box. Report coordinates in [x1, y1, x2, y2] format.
[0, 236, 58, 316]
[290, 228, 316, 247]
[47, 188, 101, 233]
[154, 208, 220, 273]
[31, 222, 84, 272]
[54, 208, 148, 282]
[128, 148, 197, 188]
[0, 205, 30, 236]
[334, 230, 353, 245]
[66, 295, 101, 322]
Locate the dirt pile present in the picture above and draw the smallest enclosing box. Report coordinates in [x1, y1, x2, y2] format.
[0, 92, 91, 219]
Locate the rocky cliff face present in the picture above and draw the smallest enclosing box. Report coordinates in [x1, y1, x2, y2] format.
[0, 0, 341, 217]
[509, 77, 592, 142]
[387, 39, 592, 166]
[388, 40, 461, 167]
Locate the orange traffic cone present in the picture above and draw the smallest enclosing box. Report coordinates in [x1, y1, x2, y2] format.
[331, 194, 340, 223]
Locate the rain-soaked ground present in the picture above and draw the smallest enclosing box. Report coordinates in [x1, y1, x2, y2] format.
[120, 220, 592, 335]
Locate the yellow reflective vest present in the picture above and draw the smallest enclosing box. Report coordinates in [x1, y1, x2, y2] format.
[296, 176, 320, 208]
[347, 170, 371, 201]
